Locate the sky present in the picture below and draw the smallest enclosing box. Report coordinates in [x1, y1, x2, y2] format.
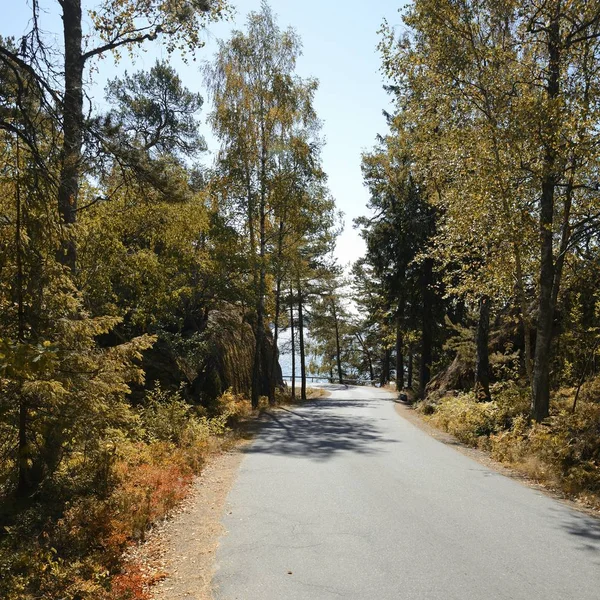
[3, 0, 408, 268]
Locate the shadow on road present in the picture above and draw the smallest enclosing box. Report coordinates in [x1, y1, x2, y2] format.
[245, 399, 397, 461]
[558, 511, 600, 556]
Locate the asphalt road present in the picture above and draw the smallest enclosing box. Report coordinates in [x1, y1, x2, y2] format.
[213, 385, 600, 600]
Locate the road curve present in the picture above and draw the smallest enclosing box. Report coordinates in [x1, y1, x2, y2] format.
[213, 385, 600, 600]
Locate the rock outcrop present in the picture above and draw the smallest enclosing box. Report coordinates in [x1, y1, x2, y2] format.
[140, 303, 283, 406]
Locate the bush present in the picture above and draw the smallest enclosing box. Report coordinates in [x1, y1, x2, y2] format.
[492, 404, 600, 495]
[0, 384, 244, 600]
[426, 393, 496, 446]
[423, 383, 529, 448]
[422, 382, 600, 506]
[214, 388, 252, 424]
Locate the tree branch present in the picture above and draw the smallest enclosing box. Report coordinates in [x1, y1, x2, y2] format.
[82, 29, 161, 63]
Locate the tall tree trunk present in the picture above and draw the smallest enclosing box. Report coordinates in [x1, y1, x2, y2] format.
[332, 301, 343, 384]
[246, 170, 257, 290]
[368, 353, 375, 384]
[251, 111, 269, 409]
[532, 17, 561, 422]
[355, 332, 375, 384]
[289, 286, 296, 401]
[268, 277, 282, 405]
[396, 307, 404, 391]
[57, 0, 84, 271]
[298, 280, 307, 401]
[380, 348, 390, 386]
[475, 295, 491, 402]
[407, 349, 413, 390]
[251, 235, 266, 408]
[269, 219, 286, 404]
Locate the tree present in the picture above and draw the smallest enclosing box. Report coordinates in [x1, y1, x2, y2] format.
[0, 0, 227, 270]
[309, 265, 350, 384]
[205, 2, 333, 406]
[380, 0, 600, 419]
[357, 133, 443, 396]
[106, 60, 206, 158]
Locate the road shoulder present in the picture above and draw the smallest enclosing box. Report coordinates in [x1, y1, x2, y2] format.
[393, 398, 600, 519]
[137, 444, 248, 600]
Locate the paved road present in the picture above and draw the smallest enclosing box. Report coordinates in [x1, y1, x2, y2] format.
[213, 385, 600, 600]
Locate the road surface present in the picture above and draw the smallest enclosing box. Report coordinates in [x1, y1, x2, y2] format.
[213, 385, 600, 600]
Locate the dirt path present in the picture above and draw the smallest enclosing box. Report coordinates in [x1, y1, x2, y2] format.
[143, 444, 248, 600]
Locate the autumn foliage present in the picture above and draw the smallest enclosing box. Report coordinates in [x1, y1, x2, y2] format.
[0, 387, 249, 600]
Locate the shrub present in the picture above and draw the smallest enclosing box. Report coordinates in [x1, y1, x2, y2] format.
[424, 385, 529, 448]
[427, 393, 495, 446]
[422, 381, 600, 505]
[0, 383, 241, 600]
[214, 388, 252, 424]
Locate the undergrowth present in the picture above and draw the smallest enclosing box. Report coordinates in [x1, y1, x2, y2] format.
[418, 380, 600, 508]
[0, 386, 251, 600]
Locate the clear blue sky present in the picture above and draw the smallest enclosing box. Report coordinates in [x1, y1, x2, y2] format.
[3, 0, 408, 267]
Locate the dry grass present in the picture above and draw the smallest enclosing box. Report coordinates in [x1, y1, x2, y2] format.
[416, 386, 600, 512]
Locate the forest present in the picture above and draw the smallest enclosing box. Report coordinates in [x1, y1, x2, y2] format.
[0, 1, 342, 597]
[336, 0, 600, 514]
[1, 0, 600, 599]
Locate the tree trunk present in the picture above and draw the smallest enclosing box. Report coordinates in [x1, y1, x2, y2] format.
[532, 17, 561, 422]
[407, 349, 413, 390]
[419, 257, 434, 396]
[289, 286, 296, 401]
[332, 301, 343, 384]
[268, 217, 286, 404]
[246, 175, 257, 290]
[396, 310, 404, 391]
[251, 108, 269, 409]
[475, 295, 491, 402]
[298, 280, 307, 401]
[57, 0, 84, 270]
[355, 332, 375, 384]
[268, 275, 282, 405]
[380, 348, 390, 386]
[251, 248, 266, 408]
[268, 284, 280, 406]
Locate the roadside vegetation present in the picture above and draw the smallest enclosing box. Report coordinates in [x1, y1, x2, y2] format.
[0, 1, 341, 598]
[309, 0, 600, 509]
[0, 388, 251, 600]
[420, 386, 600, 508]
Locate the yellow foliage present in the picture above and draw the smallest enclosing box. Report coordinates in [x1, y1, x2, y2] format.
[422, 385, 600, 506]
[215, 388, 253, 423]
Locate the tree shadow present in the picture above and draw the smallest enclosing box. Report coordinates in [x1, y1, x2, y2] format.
[559, 511, 600, 556]
[245, 399, 397, 461]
